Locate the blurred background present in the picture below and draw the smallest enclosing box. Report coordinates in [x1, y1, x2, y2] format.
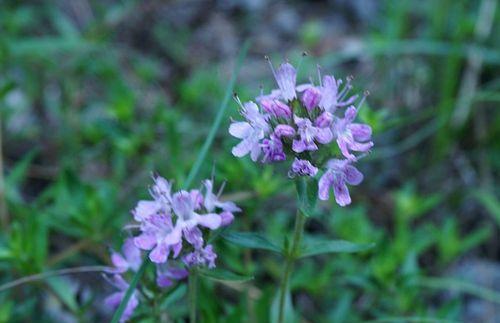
[0, 0, 499, 322]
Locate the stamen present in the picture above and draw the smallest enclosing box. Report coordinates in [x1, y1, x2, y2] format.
[265, 55, 278, 80]
[317, 64, 323, 86]
[356, 90, 370, 111]
[217, 181, 226, 198]
[210, 164, 216, 183]
[338, 76, 354, 100]
[338, 84, 353, 100]
[233, 93, 245, 110]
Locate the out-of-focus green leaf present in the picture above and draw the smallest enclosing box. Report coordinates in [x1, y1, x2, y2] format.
[197, 268, 253, 283]
[46, 277, 79, 313]
[160, 284, 187, 310]
[472, 189, 500, 226]
[5, 149, 38, 204]
[295, 177, 318, 217]
[222, 231, 283, 253]
[416, 276, 500, 305]
[271, 288, 296, 323]
[299, 238, 375, 258]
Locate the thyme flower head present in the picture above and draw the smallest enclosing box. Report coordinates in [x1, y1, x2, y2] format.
[229, 57, 373, 206]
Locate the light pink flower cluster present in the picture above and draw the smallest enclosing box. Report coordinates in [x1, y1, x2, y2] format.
[104, 175, 240, 321]
[229, 58, 373, 206]
[132, 176, 239, 264]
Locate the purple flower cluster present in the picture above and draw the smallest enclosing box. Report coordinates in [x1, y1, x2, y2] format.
[104, 175, 240, 321]
[229, 59, 373, 206]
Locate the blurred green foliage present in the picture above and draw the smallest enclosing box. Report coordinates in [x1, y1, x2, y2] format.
[0, 0, 499, 322]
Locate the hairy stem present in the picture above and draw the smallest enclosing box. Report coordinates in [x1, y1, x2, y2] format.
[189, 268, 199, 323]
[278, 209, 306, 323]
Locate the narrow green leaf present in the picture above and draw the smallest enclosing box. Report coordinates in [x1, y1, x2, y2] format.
[295, 177, 318, 217]
[416, 276, 500, 305]
[299, 238, 375, 258]
[197, 268, 253, 283]
[110, 40, 251, 323]
[110, 255, 150, 323]
[271, 288, 295, 323]
[472, 189, 500, 226]
[184, 40, 251, 188]
[222, 231, 283, 253]
[46, 277, 79, 313]
[5, 149, 39, 203]
[160, 284, 187, 310]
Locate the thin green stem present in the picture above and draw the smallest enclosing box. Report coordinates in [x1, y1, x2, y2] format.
[189, 268, 199, 323]
[278, 209, 306, 323]
[0, 266, 113, 293]
[0, 112, 7, 229]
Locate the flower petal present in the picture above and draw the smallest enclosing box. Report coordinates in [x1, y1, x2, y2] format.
[333, 178, 351, 207]
[292, 139, 306, 153]
[104, 292, 124, 309]
[150, 242, 169, 263]
[344, 165, 364, 185]
[134, 234, 156, 250]
[122, 239, 142, 271]
[315, 127, 333, 144]
[232, 137, 254, 158]
[110, 253, 128, 272]
[133, 200, 158, 221]
[318, 171, 334, 201]
[229, 122, 252, 139]
[348, 123, 372, 142]
[196, 213, 222, 230]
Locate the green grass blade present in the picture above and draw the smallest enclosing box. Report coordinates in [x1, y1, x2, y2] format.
[110, 253, 150, 323]
[184, 40, 251, 189]
[110, 40, 250, 323]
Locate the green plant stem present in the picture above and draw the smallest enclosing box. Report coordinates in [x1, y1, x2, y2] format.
[189, 268, 199, 323]
[278, 209, 306, 323]
[0, 112, 7, 229]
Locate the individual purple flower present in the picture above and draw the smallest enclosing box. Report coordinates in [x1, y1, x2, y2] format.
[183, 244, 217, 269]
[301, 86, 322, 111]
[156, 264, 189, 288]
[104, 275, 139, 322]
[318, 159, 364, 206]
[290, 158, 318, 177]
[260, 99, 292, 118]
[133, 212, 182, 264]
[229, 101, 269, 161]
[292, 115, 333, 153]
[111, 238, 142, 273]
[319, 75, 357, 113]
[267, 58, 297, 101]
[261, 134, 286, 163]
[133, 175, 172, 222]
[171, 191, 222, 231]
[202, 180, 241, 214]
[332, 106, 373, 160]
